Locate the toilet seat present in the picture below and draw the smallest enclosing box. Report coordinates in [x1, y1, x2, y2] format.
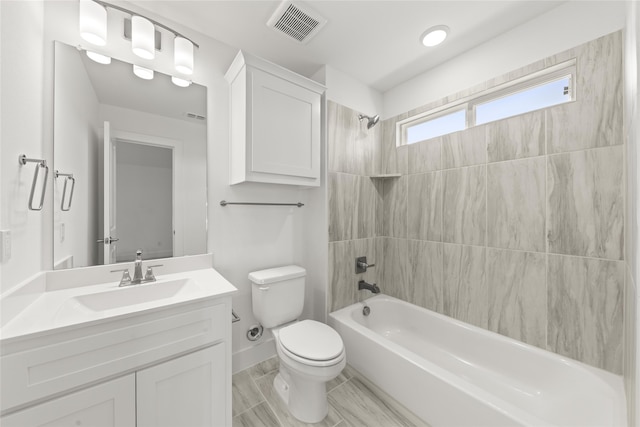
[278, 320, 344, 367]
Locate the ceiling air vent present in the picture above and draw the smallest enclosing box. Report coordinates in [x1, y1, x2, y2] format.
[267, 1, 327, 44]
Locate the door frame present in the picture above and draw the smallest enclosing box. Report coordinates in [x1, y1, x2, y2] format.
[111, 129, 185, 260]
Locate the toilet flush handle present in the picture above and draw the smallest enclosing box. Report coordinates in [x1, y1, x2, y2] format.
[259, 285, 270, 291]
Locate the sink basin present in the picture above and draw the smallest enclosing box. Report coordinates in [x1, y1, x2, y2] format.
[53, 278, 202, 326]
[74, 278, 201, 311]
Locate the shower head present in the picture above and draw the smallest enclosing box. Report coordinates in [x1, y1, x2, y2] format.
[358, 114, 380, 129]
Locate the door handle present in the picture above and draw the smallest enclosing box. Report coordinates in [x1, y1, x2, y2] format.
[97, 237, 119, 244]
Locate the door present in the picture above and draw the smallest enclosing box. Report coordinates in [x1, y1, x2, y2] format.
[103, 121, 117, 264]
[0, 375, 135, 427]
[136, 345, 228, 427]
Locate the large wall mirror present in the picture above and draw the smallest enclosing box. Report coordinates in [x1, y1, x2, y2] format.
[53, 41, 208, 270]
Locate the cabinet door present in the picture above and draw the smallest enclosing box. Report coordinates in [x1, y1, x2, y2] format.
[136, 344, 227, 427]
[1, 375, 135, 427]
[250, 69, 320, 179]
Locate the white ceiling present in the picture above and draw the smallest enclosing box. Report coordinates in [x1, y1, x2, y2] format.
[130, 0, 566, 92]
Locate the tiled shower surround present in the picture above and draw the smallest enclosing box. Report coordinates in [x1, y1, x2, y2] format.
[328, 31, 625, 374]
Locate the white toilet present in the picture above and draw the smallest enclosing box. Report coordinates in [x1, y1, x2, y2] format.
[249, 265, 346, 423]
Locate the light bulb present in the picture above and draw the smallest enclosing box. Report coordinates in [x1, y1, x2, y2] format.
[86, 50, 111, 64]
[174, 37, 194, 75]
[133, 64, 154, 80]
[79, 0, 107, 46]
[132, 16, 155, 59]
[171, 76, 191, 87]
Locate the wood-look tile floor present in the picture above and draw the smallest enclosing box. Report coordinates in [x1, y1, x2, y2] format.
[232, 357, 430, 427]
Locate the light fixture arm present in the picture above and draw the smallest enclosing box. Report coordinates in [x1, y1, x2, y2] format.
[92, 0, 199, 48]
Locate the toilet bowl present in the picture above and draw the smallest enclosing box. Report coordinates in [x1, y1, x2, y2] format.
[249, 265, 346, 424]
[271, 320, 346, 423]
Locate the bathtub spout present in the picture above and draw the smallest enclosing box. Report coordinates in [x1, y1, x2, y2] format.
[358, 280, 380, 294]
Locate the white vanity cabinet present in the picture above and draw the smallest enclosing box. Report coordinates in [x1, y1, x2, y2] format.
[1, 297, 232, 427]
[1, 375, 136, 427]
[225, 51, 325, 187]
[137, 344, 227, 427]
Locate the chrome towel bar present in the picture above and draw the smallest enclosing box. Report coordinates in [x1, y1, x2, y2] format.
[220, 200, 304, 208]
[55, 170, 75, 212]
[19, 154, 49, 211]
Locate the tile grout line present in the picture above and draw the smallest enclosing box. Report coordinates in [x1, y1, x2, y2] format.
[253, 372, 286, 427]
[544, 109, 550, 353]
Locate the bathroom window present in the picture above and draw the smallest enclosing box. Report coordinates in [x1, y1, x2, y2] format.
[405, 109, 466, 144]
[474, 75, 572, 125]
[397, 60, 575, 146]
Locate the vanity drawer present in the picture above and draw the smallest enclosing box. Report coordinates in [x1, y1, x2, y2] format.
[1, 302, 227, 413]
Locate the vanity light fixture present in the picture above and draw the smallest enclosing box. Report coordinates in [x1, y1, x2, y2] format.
[79, 0, 107, 46]
[171, 76, 191, 87]
[421, 25, 449, 47]
[78, 1, 199, 74]
[131, 15, 155, 60]
[133, 64, 154, 80]
[174, 37, 194, 75]
[85, 50, 111, 64]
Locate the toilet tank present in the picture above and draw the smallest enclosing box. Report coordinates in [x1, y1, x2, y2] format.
[250, 265, 306, 329]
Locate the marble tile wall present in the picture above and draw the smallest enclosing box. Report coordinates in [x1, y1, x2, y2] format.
[371, 31, 625, 374]
[328, 101, 383, 312]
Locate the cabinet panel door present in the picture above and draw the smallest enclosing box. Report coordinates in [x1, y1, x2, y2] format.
[136, 345, 227, 427]
[1, 375, 135, 427]
[250, 69, 320, 179]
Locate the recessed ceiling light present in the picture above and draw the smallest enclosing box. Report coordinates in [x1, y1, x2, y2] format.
[421, 25, 449, 47]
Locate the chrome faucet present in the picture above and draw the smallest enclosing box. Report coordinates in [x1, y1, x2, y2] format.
[111, 249, 162, 287]
[132, 249, 144, 284]
[358, 280, 380, 294]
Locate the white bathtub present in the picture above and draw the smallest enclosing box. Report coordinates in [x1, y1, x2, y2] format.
[328, 294, 627, 427]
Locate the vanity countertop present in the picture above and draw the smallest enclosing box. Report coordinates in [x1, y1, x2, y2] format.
[0, 254, 237, 343]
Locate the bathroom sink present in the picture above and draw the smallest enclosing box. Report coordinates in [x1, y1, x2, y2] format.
[74, 278, 201, 312]
[52, 278, 203, 326]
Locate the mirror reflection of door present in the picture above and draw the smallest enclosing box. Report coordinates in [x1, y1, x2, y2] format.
[115, 140, 173, 262]
[102, 123, 183, 264]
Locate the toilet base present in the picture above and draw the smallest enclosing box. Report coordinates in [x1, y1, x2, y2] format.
[273, 365, 329, 424]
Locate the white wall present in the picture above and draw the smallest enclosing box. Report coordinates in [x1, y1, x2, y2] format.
[384, 1, 627, 119]
[314, 65, 383, 120]
[53, 42, 100, 270]
[0, 1, 46, 293]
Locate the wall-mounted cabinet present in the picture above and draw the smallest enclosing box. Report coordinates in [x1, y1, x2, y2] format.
[225, 51, 325, 187]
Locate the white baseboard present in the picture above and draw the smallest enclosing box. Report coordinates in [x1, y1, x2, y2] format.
[232, 339, 277, 374]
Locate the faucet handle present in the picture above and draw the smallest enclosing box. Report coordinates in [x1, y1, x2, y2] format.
[355, 256, 375, 274]
[111, 268, 132, 286]
[144, 264, 163, 281]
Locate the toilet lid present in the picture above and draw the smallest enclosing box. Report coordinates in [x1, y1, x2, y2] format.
[278, 320, 344, 361]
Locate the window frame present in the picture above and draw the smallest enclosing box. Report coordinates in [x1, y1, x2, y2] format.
[396, 59, 576, 147]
